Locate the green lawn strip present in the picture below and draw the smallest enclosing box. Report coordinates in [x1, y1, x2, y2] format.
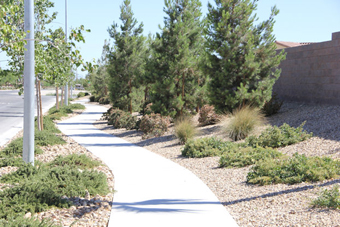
[247, 153, 340, 185]
[219, 146, 284, 168]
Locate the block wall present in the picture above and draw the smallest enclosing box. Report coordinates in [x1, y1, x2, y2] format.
[273, 31, 340, 104]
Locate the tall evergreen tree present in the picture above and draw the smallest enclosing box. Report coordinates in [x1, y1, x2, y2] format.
[150, 0, 206, 118]
[107, 0, 146, 113]
[206, 0, 285, 113]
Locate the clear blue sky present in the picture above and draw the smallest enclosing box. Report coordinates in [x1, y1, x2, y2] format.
[1, 0, 340, 77]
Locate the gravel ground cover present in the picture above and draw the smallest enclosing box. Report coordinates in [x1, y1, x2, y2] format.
[94, 101, 340, 227]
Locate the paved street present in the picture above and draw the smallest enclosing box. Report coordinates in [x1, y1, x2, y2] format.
[0, 89, 57, 147]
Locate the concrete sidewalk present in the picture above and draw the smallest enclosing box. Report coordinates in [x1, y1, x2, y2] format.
[57, 99, 239, 227]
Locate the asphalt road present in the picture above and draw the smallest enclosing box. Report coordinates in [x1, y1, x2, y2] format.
[0, 90, 58, 147]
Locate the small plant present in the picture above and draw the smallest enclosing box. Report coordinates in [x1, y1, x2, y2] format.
[198, 105, 221, 126]
[219, 146, 284, 168]
[99, 96, 110, 104]
[34, 130, 65, 146]
[0, 138, 43, 158]
[262, 93, 283, 116]
[247, 153, 340, 185]
[51, 154, 101, 169]
[246, 121, 313, 148]
[107, 108, 137, 130]
[311, 185, 340, 209]
[139, 113, 170, 138]
[89, 95, 96, 102]
[84, 92, 90, 96]
[174, 117, 197, 144]
[181, 137, 244, 158]
[0, 216, 61, 227]
[223, 105, 265, 141]
[77, 92, 85, 98]
[0, 157, 26, 168]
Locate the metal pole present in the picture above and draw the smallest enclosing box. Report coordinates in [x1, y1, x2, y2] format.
[23, 0, 35, 165]
[64, 0, 68, 106]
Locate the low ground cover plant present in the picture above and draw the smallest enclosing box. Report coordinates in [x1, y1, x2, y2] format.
[246, 121, 313, 148]
[48, 103, 85, 120]
[262, 93, 283, 116]
[0, 138, 43, 158]
[311, 185, 340, 209]
[174, 117, 197, 144]
[0, 216, 60, 227]
[34, 130, 65, 146]
[198, 105, 221, 126]
[219, 146, 284, 168]
[181, 137, 245, 158]
[51, 154, 101, 169]
[247, 153, 340, 185]
[107, 108, 137, 130]
[224, 105, 265, 141]
[139, 113, 170, 138]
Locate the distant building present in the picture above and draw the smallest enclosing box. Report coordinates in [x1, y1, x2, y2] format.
[275, 41, 314, 49]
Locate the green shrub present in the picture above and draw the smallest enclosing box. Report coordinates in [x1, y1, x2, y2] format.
[99, 96, 110, 104]
[139, 113, 170, 138]
[262, 93, 283, 117]
[174, 117, 197, 144]
[311, 185, 340, 209]
[35, 116, 60, 133]
[34, 130, 65, 146]
[0, 157, 26, 168]
[77, 92, 85, 98]
[89, 95, 96, 102]
[0, 216, 60, 227]
[107, 108, 137, 130]
[50, 154, 101, 169]
[224, 105, 265, 141]
[181, 137, 244, 158]
[246, 121, 313, 148]
[198, 105, 221, 126]
[47, 103, 85, 120]
[0, 138, 43, 158]
[219, 146, 284, 168]
[247, 153, 340, 185]
[68, 103, 85, 110]
[84, 92, 90, 96]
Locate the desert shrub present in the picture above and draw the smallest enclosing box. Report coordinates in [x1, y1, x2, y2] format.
[35, 116, 60, 133]
[223, 105, 265, 141]
[47, 103, 85, 120]
[198, 105, 221, 126]
[311, 185, 340, 209]
[0, 216, 60, 227]
[0, 138, 43, 158]
[107, 108, 137, 130]
[247, 153, 340, 185]
[99, 96, 110, 104]
[51, 154, 101, 169]
[246, 121, 313, 148]
[219, 146, 284, 168]
[181, 137, 245, 158]
[84, 92, 90, 96]
[89, 95, 96, 102]
[77, 92, 85, 98]
[174, 117, 197, 144]
[262, 93, 283, 116]
[139, 113, 170, 138]
[34, 130, 65, 146]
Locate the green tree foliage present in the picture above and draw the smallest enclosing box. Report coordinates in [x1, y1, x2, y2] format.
[107, 0, 146, 113]
[150, 0, 206, 118]
[206, 0, 286, 113]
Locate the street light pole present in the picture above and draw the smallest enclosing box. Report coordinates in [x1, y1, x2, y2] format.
[64, 0, 68, 106]
[23, 0, 35, 165]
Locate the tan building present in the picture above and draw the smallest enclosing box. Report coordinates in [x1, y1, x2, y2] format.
[275, 41, 314, 49]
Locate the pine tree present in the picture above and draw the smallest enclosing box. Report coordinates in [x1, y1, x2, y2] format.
[206, 0, 286, 113]
[107, 0, 146, 113]
[150, 0, 206, 118]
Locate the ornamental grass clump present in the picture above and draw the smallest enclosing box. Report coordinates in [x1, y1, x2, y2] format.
[311, 185, 340, 209]
[181, 137, 245, 158]
[247, 153, 340, 185]
[223, 105, 265, 141]
[219, 146, 284, 168]
[246, 121, 313, 148]
[174, 117, 197, 144]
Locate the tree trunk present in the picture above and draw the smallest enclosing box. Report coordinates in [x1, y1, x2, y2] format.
[56, 86, 59, 110]
[104, 86, 108, 96]
[38, 80, 43, 131]
[129, 79, 132, 114]
[36, 79, 41, 131]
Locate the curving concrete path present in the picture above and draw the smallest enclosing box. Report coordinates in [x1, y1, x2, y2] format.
[57, 99, 239, 227]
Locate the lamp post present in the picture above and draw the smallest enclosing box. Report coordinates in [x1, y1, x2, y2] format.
[23, 0, 35, 165]
[64, 0, 68, 106]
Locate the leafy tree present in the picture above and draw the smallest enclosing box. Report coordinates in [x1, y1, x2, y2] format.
[150, 0, 206, 118]
[107, 0, 146, 113]
[206, 0, 285, 113]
